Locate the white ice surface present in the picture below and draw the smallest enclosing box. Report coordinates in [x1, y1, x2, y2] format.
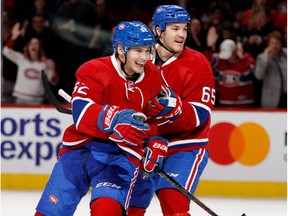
[1, 190, 287, 216]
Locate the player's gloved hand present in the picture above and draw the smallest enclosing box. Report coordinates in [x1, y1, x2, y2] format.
[142, 136, 168, 173]
[98, 105, 149, 146]
[145, 85, 182, 121]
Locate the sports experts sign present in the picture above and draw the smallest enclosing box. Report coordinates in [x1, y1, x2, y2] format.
[1, 107, 72, 174]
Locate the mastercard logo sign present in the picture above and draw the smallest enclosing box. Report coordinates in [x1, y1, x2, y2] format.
[209, 122, 270, 166]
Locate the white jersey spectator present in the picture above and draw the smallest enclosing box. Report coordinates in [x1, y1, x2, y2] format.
[2, 22, 58, 104]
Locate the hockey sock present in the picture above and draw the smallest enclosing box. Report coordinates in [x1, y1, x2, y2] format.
[157, 188, 190, 216]
[127, 206, 146, 216]
[90, 197, 124, 216]
[34, 211, 44, 216]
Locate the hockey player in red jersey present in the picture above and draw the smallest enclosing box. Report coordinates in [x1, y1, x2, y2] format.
[128, 5, 216, 216]
[34, 21, 181, 216]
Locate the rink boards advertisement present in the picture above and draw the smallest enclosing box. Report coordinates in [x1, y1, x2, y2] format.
[1, 107, 287, 197]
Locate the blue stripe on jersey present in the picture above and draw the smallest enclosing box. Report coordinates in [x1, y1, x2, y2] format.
[239, 70, 254, 82]
[72, 98, 91, 125]
[191, 102, 211, 125]
[169, 139, 208, 149]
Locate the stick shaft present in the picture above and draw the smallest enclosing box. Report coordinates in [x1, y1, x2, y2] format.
[41, 70, 72, 114]
[58, 89, 72, 103]
[155, 166, 219, 216]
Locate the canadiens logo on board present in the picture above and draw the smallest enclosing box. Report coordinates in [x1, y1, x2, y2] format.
[49, 195, 59, 204]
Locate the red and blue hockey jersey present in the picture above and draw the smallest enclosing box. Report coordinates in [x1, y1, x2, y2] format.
[149, 47, 215, 154]
[61, 55, 163, 150]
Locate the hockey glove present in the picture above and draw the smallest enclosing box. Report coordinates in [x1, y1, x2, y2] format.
[142, 136, 168, 173]
[145, 85, 182, 121]
[98, 105, 149, 146]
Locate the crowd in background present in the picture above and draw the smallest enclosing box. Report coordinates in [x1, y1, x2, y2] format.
[2, 0, 287, 108]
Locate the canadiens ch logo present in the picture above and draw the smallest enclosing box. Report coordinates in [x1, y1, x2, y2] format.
[156, 7, 164, 12]
[119, 24, 125, 30]
[128, 81, 134, 89]
[49, 195, 59, 204]
[220, 70, 240, 87]
[24, 68, 40, 79]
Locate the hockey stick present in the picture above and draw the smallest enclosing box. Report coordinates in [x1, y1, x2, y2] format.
[155, 166, 246, 216]
[41, 70, 72, 115]
[58, 89, 72, 103]
[54, 89, 246, 216]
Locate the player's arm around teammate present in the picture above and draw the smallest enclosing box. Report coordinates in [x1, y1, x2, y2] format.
[34, 21, 168, 216]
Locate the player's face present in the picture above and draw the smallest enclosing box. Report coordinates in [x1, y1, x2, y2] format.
[159, 23, 188, 53]
[125, 46, 151, 74]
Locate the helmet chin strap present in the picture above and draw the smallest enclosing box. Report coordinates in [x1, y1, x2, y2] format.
[119, 55, 130, 76]
[121, 62, 131, 78]
[156, 34, 177, 54]
[119, 55, 139, 80]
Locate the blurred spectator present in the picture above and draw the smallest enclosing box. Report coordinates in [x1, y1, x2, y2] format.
[274, 0, 287, 46]
[26, 0, 52, 27]
[207, 1, 235, 28]
[203, 3, 238, 59]
[54, 0, 96, 91]
[199, 12, 211, 33]
[3, 0, 285, 108]
[229, 3, 249, 36]
[205, 25, 219, 55]
[204, 21, 237, 61]
[3, 5, 16, 25]
[254, 31, 287, 108]
[56, 0, 96, 33]
[241, 0, 278, 28]
[2, 11, 18, 103]
[24, 13, 61, 60]
[93, 0, 115, 31]
[94, 25, 115, 57]
[242, 5, 280, 59]
[88, 0, 116, 56]
[212, 39, 256, 107]
[186, 18, 207, 52]
[208, 3, 226, 27]
[2, 22, 59, 105]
